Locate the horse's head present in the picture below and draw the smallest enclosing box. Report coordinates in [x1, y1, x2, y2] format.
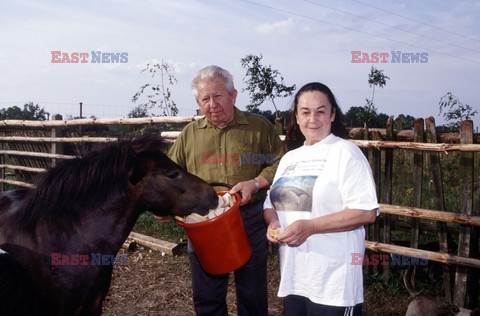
[129, 141, 218, 217]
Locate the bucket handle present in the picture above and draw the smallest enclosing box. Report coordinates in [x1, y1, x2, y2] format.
[209, 182, 233, 189]
[209, 182, 243, 200]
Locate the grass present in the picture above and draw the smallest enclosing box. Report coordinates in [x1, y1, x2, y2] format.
[133, 212, 188, 243]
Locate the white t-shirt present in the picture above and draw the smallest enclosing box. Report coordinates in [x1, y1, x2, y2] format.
[264, 134, 379, 307]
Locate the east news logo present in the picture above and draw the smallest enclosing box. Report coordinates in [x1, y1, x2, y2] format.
[51, 51, 128, 63]
[351, 51, 428, 63]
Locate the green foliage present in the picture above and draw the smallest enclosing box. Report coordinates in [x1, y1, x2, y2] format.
[394, 114, 415, 130]
[133, 212, 187, 242]
[368, 66, 390, 103]
[376, 113, 389, 128]
[128, 105, 149, 118]
[240, 53, 296, 112]
[347, 66, 390, 128]
[131, 60, 179, 117]
[343, 104, 388, 128]
[438, 92, 477, 130]
[0, 102, 49, 120]
[361, 99, 379, 127]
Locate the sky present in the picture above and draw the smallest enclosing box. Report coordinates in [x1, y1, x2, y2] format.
[1, 0, 479, 129]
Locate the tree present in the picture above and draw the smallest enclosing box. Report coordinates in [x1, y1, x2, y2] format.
[343, 105, 388, 128]
[368, 66, 390, 103]
[344, 106, 364, 127]
[375, 113, 389, 128]
[240, 54, 296, 113]
[394, 114, 415, 130]
[131, 60, 178, 117]
[0, 102, 49, 120]
[128, 105, 149, 118]
[438, 92, 477, 129]
[356, 66, 390, 128]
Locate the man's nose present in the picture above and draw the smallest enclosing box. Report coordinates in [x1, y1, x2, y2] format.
[209, 98, 219, 108]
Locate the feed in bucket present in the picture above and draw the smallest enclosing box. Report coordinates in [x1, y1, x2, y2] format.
[175, 193, 236, 223]
[175, 191, 252, 275]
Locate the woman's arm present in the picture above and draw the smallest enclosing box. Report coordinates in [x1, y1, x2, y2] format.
[278, 208, 377, 247]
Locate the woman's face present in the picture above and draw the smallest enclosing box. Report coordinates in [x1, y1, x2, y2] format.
[295, 91, 335, 145]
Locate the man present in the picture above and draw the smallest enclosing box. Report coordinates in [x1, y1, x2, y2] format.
[168, 65, 284, 316]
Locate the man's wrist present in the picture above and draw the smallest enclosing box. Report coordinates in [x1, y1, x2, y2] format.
[252, 178, 259, 194]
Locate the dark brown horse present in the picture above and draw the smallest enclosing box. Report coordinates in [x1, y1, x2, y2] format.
[0, 135, 218, 315]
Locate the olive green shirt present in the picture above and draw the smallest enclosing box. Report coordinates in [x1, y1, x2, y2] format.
[168, 107, 285, 203]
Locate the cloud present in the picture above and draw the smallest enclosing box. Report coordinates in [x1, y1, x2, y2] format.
[255, 17, 295, 36]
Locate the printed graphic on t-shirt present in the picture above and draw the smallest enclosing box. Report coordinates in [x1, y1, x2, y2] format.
[269, 176, 316, 212]
[281, 159, 326, 176]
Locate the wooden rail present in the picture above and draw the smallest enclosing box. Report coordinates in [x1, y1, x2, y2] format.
[0, 150, 75, 160]
[0, 116, 203, 127]
[365, 241, 480, 269]
[350, 140, 480, 152]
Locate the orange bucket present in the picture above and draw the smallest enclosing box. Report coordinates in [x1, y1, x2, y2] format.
[176, 191, 252, 275]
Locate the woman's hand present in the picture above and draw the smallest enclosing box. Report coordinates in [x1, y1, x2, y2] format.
[266, 219, 282, 244]
[277, 219, 314, 247]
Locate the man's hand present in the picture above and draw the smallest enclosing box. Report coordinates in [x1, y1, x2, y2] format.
[229, 179, 257, 205]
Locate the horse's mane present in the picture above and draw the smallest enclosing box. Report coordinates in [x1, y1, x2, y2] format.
[18, 134, 168, 230]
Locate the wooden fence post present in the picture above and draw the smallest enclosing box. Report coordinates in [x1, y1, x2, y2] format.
[0, 142, 4, 192]
[370, 130, 382, 275]
[454, 120, 474, 307]
[51, 114, 64, 167]
[362, 123, 369, 159]
[468, 122, 479, 308]
[471, 161, 480, 307]
[411, 118, 424, 249]
[409, 118, 424, 287]
[383, 116, 394, 280]
[425, 116, 452, 302]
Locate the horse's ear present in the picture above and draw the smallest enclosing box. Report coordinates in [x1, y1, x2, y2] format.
[128, 155, 149, 185]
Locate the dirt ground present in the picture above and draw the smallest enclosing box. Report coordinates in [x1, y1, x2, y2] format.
[102, 244, 413, 316]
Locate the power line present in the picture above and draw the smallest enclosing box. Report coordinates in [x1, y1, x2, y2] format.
[304, 0, 480, 55]
[236, 0, 480, 65]
[352, 0, 480, 45]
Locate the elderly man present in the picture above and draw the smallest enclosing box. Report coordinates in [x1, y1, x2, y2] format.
[169, 65, 284, 316]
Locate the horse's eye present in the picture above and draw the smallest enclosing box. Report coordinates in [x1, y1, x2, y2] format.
[166, 170, 180, 179]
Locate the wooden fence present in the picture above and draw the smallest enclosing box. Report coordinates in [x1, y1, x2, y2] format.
[0, 115, 479, 308]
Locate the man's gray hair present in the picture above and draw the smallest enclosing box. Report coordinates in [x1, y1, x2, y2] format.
[191, 65, 235, 97]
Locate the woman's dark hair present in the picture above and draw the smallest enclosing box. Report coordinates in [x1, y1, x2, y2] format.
[284, 82, 348, 151]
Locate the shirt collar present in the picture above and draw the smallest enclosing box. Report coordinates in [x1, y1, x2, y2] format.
[196, 107, 248, 129]
[303, 133, 335, 147]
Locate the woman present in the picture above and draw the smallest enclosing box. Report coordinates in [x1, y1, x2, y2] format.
[264, 82, 379, 316]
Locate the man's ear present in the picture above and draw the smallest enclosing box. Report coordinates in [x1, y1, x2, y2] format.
[231, 89, 238, 104]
